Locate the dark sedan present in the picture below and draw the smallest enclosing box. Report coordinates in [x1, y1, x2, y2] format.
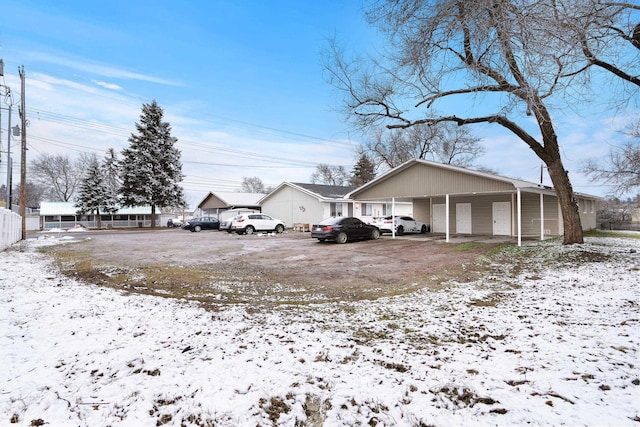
[181, 217, 220, 232]
[311, 216, 381, 244]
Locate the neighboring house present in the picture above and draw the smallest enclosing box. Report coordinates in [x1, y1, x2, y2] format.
[349, 159, 599, 244]
[258, 182, 412, 229]
[39, 202, 160, 230]
[194, 192, 263, 218]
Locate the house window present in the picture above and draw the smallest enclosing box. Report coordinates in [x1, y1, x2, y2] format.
[362, 203, 372, 216]
[330, 203, 343, 217]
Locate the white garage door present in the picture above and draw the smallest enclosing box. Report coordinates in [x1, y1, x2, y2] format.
[456, 203, 472, 234]
[432, 204, 446, 233]
[492, 202, 512, 236]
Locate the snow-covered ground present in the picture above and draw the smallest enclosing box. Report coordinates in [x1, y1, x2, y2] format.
[1, 234, 639, 426]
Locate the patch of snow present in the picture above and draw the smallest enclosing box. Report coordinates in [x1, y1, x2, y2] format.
[1, 236, 638, 426]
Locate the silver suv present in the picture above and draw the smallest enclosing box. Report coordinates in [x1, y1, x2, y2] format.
[228, 213, 286, 235]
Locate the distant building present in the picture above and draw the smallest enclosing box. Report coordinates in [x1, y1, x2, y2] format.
[39, 202, 160, 230]
[194, 192, 263, 218]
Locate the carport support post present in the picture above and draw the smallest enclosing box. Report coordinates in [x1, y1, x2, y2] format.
[391, 197, 396, 239]
[517, 189, 522, 247]
[445, 194, 450, 243]
[540, 193, 545, 241]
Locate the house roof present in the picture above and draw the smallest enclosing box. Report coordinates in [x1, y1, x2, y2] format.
[349, 158, 601, 200]
[197, 192, 263, 209]
[258, 182, 357, 204]
[40, 202, 156, 216]
[290, 183, 357, 198]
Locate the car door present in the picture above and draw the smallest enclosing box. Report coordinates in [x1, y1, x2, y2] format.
[404, 216, 419, 233]
[260, 214, 277, 231]
[346, 218, 368, 239]
[247, 214, 266, 231]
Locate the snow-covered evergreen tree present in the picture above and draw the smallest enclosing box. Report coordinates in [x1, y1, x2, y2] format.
[120, 100, 185, 227]
[102, 148, 121, 201]
[75, 155, 119, 229]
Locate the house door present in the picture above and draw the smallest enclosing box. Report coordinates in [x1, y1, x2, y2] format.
[492, 202, 511, 236]
[456, 203, 472, 234]
[432, 204, 446, 233]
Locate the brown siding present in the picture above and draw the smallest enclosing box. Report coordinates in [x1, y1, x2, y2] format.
[200, 194, 226, 209]
[356, 163, 515, 199]
[413, 199, 431, 225]
[430, 194, 512, 235]
[520, 193, 561, 236]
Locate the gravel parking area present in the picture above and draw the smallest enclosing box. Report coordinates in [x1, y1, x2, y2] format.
[37, 228, 509, 304]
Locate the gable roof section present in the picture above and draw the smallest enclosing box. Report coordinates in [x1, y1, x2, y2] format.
[291, 183, 357, 199]
[258, 182, 356, 204]
[197, 192, 263, 210]
[349, 159, 554, 200]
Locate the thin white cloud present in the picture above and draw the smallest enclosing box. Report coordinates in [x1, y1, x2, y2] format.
[25, 51, 183, 87]
[95, 81, 123, 91]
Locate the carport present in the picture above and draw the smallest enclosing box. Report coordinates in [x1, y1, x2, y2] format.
[349, 159, 598, 246]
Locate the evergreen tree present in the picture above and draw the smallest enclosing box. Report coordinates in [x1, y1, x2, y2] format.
[102, 148, 121, 201]
[75, 155, 118, 229]
[120, 101, 185, 227]
[350, 154, 376, 187]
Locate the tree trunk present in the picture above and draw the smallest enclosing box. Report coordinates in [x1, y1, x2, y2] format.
[96, 207, 102, 230]
[151, 204, 156, 228]
[546, 158, 584, 245]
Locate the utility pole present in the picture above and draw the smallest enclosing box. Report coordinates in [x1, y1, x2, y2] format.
[19, 65, 26, 240]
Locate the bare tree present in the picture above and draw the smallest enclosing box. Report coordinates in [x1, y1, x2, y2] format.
[324, 1, 638, 244]
[583, 120, 640, 196]
[310, 164, 351, 186]
[365, 123, 484, 169]
[30, 153, 93, 202]
[241, 176, 268, 193]
[11, 181, 47, 209]
[597, 196, 637, 229]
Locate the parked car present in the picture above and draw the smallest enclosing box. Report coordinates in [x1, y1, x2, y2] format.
[167, 218, 184, 228]
[228, 213, 286, 235]
[219, 219, 231, 232]
[181, 217, 220, 232]
[311, 216, 381, 244]
[372, 215, 429, 235]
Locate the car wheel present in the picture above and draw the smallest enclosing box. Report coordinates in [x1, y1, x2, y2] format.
[275, 224, 285, 234]
[194, 225, 202, 232]
[396, 225, 404, 236]
[245, 225, 255, 235]
[370, 228, 380, 240]
[420, 224, 427, 234]
[336, 232, 348, 244]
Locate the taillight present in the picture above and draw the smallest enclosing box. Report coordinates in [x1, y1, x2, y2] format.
[236, 218, 245, 222]
[322, 225, 334, 231]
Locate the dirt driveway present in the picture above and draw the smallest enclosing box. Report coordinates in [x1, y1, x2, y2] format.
[41, 228, 510, 305]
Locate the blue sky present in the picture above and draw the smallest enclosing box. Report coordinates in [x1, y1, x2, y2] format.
[0, 1, 636, 207]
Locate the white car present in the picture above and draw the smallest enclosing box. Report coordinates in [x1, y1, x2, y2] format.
[372, 215, 429, 235]
[228, 213, 286, 235]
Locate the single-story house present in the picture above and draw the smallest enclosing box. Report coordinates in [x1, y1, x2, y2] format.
[349, 159, 599, 245]
[39, 202, 160, 230]
[194, 192, 263, 218]
[258, 182, 412, 230]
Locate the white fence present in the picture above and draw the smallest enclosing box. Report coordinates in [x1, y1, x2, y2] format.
[1, 208, 22, 251]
